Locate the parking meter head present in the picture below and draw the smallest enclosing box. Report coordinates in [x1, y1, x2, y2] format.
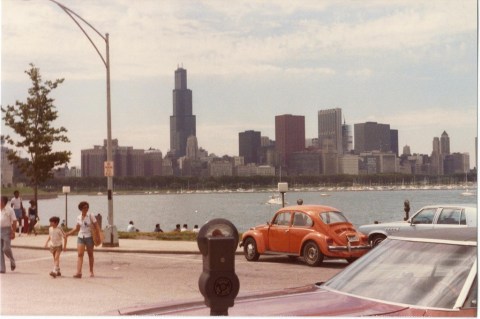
[197, 218, 240, 315]
[197, 218, 239, 255]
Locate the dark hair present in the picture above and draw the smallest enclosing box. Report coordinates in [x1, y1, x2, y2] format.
[29, 200, 36, 205]
[49, 216, 60, 224]
[1, 196, 8, 205]
[78, 201, 89, 210]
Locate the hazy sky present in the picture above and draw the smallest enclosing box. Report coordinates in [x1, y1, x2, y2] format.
[2, 0, 477, 167]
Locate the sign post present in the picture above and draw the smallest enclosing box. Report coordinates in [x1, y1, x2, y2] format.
[62, 186, 70, 229]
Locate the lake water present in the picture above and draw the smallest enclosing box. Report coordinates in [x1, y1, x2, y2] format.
[28, 188, 477, 233]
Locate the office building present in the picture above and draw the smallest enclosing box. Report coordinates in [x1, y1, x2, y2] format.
[342, 121, 353, 154]
[170, 67, 196, 158]
[275, 114, 305, 168]
[144, 149, 163, 176]
[239, 130, 261, 164]
[81, 139, 144, 177]
[318, 108, 343, 154]
[354, 122, 391, 154]
[440, 131, 450, 155]
[1, 142, 13, 187]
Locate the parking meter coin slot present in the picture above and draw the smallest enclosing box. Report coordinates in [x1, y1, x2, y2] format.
[204, 238, 235, 272]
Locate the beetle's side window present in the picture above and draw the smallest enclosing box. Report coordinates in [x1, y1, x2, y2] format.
[411, 208, 436, 224]
[293, 212, 312, 227]
[273, 212, 291, 226]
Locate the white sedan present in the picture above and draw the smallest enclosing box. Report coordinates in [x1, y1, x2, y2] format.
[358, 204, 477, 247]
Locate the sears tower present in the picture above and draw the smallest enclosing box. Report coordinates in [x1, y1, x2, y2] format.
[170, 67, 196, 158]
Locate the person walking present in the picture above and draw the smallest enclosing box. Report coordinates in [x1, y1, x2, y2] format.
[27, 200, 38, 236]
[65, 201, 98, 278]
[1, 196, 17, 273]
[44, 216, 67, 278]
[10, 190, 24, 236]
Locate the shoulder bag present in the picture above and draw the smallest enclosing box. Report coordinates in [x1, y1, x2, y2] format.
[90, 213, 104, 247]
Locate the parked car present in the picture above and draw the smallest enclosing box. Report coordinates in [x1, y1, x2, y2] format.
[109, 228, 477, 316]
[239, 204, 370, 266]
[358, 204, 477, 247]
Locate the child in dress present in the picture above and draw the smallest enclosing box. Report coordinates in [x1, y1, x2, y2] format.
[44, 216, 67, 278]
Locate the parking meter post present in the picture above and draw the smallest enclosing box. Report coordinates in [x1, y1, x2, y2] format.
[197, 219, 240, 316]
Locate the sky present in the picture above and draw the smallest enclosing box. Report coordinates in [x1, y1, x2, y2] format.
[1, 0, 478, 168]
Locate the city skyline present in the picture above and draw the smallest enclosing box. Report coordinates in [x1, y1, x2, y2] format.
[2, 1, 477, 167]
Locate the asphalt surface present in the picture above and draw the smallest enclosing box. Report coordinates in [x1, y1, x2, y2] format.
[1, 234, 345, 317]
[9, 233, 219, 254]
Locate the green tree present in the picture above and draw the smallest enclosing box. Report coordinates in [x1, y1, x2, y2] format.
[2, 63, 71, 204]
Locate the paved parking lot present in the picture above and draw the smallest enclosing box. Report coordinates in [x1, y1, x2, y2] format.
[1, 239, 346, 316]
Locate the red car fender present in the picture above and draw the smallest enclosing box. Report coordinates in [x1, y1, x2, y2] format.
[242, 229, 268, 253]
[299, 232, 329, 255]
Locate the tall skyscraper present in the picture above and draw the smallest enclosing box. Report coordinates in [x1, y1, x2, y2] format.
[440, 131, 450, 155]
[354, 122, 391, 154]
[318, 108, 343, 155]
[341, 119, 353, 154]
[275, 114, 305, 167]
[170, 67, 196, 158]
[186, 135, 199, 160]
[239, 130, 261, 164]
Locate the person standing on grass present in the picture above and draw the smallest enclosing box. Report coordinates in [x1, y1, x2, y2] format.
[44, 216, 67, 278]
[10, 190, 24, 236]
[27, 200, 38, 235]
[1, 196, 17, 274]
[65, 201, 98, 278]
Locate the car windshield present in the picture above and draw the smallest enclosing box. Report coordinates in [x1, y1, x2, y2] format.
[323, 238, 476, 309]
[319, 211, 348, 224]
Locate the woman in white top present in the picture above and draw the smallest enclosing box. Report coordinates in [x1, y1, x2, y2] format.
[1, 196, 17, 273]
[66, 201, 98, 278]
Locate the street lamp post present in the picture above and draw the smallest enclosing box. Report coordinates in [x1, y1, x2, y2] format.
[62, 186, 70, 229]
[49, 0, 118, 246]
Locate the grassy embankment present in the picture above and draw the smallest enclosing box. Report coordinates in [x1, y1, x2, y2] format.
[30, 226, 200, 241]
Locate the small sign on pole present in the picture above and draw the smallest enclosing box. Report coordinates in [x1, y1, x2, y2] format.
[104, 161, 114, 177]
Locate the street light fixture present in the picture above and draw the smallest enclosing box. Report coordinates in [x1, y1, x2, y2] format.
[48, 0, 118, 246]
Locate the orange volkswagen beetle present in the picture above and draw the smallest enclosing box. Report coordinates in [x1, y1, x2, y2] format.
[240, 205, 370, 266]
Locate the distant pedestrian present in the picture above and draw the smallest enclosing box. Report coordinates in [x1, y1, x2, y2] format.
[127, 221, 136, 232]
[192, 225, 199, 233]
[181, 224, 188, 232]
[44, 216, 67, 278]
[1, 196, 17, 273]
[154, 224, 164, 232]
[27, 200, 38, 236]
[65, 201, 98, 278]
[10, 190, 24, 236]
[173, 224, 181, 232]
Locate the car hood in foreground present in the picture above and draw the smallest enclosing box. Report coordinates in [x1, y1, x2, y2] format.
[106, 284, 446, 316]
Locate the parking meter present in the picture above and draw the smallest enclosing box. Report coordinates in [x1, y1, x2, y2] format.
[197, 218, 240, 316]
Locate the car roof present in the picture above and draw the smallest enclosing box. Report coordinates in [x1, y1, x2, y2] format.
[420, 203, 477, 210]
[279, 205, 340, 213]
[389, 227, 477, 244]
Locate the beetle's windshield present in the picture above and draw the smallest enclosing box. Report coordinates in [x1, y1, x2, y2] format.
[323, 238, 476, 309]
[319, 211, 349, 224]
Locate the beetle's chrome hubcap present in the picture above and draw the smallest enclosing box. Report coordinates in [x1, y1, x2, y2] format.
[307, 246, 317, 260]
[247, 244, 255, 257]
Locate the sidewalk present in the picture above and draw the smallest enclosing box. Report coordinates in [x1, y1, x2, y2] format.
[11, 233, 243, 254]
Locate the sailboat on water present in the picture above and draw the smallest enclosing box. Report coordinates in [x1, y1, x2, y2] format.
[461, 172, 475, 196]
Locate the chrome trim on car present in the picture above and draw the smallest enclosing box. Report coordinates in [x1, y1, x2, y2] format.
[328, 243, 371, 252]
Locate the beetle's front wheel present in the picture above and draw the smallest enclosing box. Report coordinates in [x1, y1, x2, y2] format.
[243, 237, 260, 261]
